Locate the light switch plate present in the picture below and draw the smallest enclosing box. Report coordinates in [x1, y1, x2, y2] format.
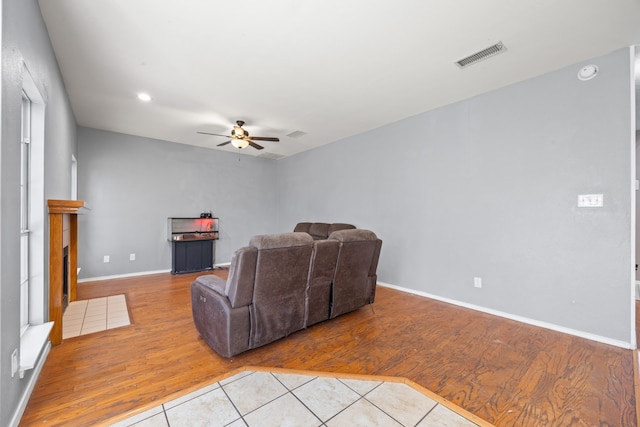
[577, 194, 603, 207]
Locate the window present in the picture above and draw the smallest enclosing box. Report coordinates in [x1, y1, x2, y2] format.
[20, 91, 31, 336]
[18, 66, 51, 377]
[20, 64, 46, 331]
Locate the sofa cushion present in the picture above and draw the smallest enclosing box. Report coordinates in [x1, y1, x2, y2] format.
[305, 239, 340, 327]
[328, 223, 356, 235]
[308, 223, 330, 240]
[250, 232, 313, 249]
[249, 233, 314, 349]
[293, 222, 312, 233]
[329, 229, 377, 242]
[294, 222, 356, 240]
[329, 229, 381, 318]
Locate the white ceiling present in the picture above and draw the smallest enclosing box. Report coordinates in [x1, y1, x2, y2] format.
[38, 1, 640, 158]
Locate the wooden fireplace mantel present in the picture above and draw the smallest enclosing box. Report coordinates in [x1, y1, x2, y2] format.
[48, 199, 87, 214]
[48, 199, 87, 345]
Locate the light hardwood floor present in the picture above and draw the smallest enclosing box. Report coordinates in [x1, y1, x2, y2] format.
[20, 270, 636, 426]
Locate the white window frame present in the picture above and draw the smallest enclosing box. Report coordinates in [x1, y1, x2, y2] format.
[15, 65, 53, 380]
[21, 66, 46, 330]
[20, 91, 32, 336]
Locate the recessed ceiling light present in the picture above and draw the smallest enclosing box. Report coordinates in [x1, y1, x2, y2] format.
[137, 93, 152, 102]
[577, 65, 598, 81]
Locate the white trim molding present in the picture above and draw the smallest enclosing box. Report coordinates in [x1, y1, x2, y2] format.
[9, 342, 51, 427]
[377, 281, 633, 350]
[77, 263, 231, 284]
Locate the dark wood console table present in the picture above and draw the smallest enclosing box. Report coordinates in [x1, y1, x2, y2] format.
[168, 217, 219, 274]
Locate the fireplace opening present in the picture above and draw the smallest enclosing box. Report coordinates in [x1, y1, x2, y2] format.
[63, 245, 69, 311]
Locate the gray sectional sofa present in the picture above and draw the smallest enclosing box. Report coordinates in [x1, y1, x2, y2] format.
[190, 228, 382, 357]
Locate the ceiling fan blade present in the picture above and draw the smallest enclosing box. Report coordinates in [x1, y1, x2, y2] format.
[217, 140, 232, 147]
[250, 136, 279, 142]
[248, 141, 264, 150]
[198, 131, 230, 138]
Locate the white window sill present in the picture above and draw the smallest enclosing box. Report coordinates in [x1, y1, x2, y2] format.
[19, 322, 54, 378]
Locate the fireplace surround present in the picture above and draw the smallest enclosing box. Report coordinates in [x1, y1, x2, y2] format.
[48, 199, 87, 345]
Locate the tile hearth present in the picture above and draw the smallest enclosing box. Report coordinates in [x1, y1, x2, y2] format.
[62, 294, 130, 339]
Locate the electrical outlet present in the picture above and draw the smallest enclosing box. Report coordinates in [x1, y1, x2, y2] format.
[103, 255, 110, 263]
[577, 194, 603, 207]
[474, 277, 482, 288]
[129, 253, 136, 261]
[11, 349, 18, 378]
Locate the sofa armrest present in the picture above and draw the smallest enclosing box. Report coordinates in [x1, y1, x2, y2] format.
[193, 274, 227, 296]
[190, 281, 251, 358]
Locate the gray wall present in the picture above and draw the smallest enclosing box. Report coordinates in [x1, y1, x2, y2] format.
[76, 128, 279, 278]
[76, 48, 635, 346]
[278, 48, 635, 345]
[1, 0, 77, 425]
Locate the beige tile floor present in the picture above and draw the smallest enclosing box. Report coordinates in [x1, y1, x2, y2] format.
[62, 294, 130, 339]
[108, 369, 489, 427]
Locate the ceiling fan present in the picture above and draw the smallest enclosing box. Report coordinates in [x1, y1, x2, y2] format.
[197, 120, 279, 150]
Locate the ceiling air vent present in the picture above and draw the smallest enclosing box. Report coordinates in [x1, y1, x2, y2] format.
[455, 41, 506, 69]
[286, 130, 307, 139]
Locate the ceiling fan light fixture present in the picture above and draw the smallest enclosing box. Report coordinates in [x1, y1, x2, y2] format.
[232, 126, 248, 139]
[232, 138, 249, 149]
[199, 120, 276, 150]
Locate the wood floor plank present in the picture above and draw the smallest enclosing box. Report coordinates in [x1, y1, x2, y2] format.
[20, 271, 636, 426]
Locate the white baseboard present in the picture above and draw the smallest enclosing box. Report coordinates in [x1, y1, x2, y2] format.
[9, 342, 51, 427]
[78, 263, 231, 283]
[377, 281, 633, 350]
[78, 269, 172, 283]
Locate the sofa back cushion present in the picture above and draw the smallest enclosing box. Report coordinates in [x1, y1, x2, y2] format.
[329, 229, 381, 318]
[248, 232, 314, 349]
[293, 222, 312, 233]
[294, 222, 356, 240]
[305, 239, 340, 327]
[328, 223, 356, 235]
[308, 223, 330, 240]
